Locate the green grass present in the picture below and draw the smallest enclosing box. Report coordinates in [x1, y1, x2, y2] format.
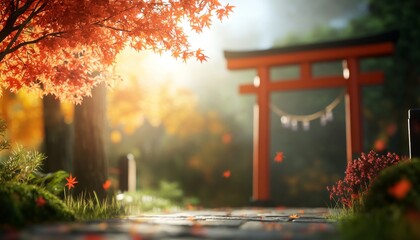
[64, 181, 198, 220]
[64, 191, 126, 221]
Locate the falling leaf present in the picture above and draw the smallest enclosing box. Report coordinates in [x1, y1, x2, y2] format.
[35, 196, 46, 207]
[374, 139, 386, 152]
[195, 48, 208, 63]
[102, 179, 112, 190]
[274, 152, 284, 163]
[65, 173, 78, 190]
[222, 133, 232, 144]
[388, 178, 412, 200]
[275, 206, 286, 210]
[84, 234, 103, 240]
[223, 170, 231, 178]
[191, 222, 205, 236]
[186, 204, 195, 210]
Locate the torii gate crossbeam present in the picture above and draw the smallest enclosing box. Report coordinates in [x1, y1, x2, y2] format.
[224, 31, 397, 203]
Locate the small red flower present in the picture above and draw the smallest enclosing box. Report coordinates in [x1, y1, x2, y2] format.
[223, 170, 231, 178]
[351, 194, 359, 199]
[35, 196, 46, 207]
[65, 173, 78, 190]
[102, 179, 112, 190]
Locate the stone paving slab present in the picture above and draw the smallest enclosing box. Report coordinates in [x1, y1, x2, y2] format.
[2, 208, 341, 240]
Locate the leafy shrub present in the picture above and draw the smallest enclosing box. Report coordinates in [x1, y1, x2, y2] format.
[327, 151, 405, 208]
[0, 120, 76, 227]
[29, 170, 70, 197]
[0, 183, 75, 227]
[362, 159, 420, 212]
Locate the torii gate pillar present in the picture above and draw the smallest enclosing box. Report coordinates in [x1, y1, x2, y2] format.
[224, 31, 397, 203]
[252, 66, 271, 201]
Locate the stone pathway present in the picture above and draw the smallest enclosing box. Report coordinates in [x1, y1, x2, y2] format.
[4, 208, 341, 239]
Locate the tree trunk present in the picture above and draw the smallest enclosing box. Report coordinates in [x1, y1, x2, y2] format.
[42, 95, 72, 173]
[73, 83, 108, 199]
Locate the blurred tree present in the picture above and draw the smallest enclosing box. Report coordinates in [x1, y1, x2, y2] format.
[0, 0, 234, 198]
[365, 0, 420, 153]
[0, 91, 43, 148]
[42, 95, 72, 173]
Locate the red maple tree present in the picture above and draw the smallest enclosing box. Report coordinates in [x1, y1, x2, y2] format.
[1, 1, 234, 198]
[0, 0, 234, 103]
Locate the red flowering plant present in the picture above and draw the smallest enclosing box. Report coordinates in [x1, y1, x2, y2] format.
[327, 150, 404, 208]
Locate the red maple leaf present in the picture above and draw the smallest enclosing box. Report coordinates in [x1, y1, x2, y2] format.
[65, 173, 78, 190]
[195, 48, 208, 63]
[222, 133, 232, 144]
[388, 178, 412, 200]
[102, 179, 112, 191]
[274, 152, 284, 163]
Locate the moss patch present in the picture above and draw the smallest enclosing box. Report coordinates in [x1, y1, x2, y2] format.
[363, 159, 420, 212]
[339, 159, 420, 240]
[0, 183, 75, 227]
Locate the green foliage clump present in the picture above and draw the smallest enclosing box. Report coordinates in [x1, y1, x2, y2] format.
[0, 120, 77, 227]
[0, 183, 75, 227]
[0, 145, 45, 184]
[362, 159, 420, 212]
[29, 170, 70, 197]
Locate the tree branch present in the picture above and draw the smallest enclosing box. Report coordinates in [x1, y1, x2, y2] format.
[0, 1, 51, 61]
[0, 0, 35, 43]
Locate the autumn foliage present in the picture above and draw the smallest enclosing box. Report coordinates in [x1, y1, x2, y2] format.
[0, 0, 234, 103]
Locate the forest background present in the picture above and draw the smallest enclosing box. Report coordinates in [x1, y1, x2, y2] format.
[1, 0, 418, 207]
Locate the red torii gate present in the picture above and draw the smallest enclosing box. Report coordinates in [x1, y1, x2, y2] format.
[224, 31, 397, 203]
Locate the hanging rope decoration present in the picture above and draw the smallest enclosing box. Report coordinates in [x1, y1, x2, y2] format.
[270, 90, 346, 131]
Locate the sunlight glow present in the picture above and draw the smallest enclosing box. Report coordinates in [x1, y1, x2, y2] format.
[115, 47, 186, 87]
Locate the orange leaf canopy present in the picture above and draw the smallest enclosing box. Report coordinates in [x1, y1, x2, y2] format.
[0, 0, 234, 103]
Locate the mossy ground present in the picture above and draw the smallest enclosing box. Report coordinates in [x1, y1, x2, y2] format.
[338, 159, 420, 240]
[0, 183, 75, 228]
